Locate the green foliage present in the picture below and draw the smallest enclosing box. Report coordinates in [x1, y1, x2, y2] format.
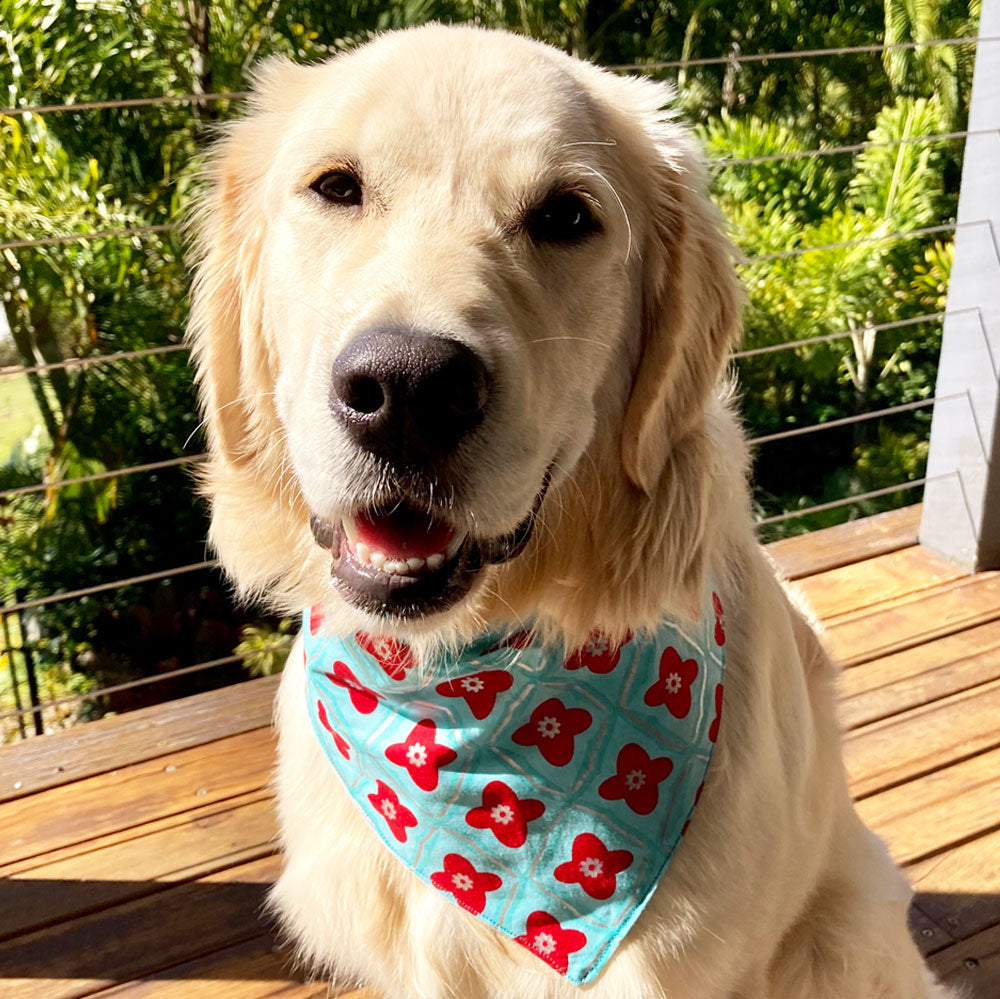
[235, 619, 296, 677]
[0, 0, 981, 731]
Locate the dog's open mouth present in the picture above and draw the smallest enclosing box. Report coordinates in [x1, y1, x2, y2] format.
[311, 474, 549, 619]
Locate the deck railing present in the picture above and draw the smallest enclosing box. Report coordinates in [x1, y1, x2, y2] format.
[2, 18, 997, 739]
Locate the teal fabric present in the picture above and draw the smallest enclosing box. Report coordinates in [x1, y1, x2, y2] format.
[303, 591, 726, 985]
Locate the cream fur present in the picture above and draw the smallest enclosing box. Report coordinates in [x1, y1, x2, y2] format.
[189, 23, 953, 999]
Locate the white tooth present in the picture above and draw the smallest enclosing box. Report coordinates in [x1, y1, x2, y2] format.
[341, 517, 359, 544]
[385, 560, 406, 575]
[445, 532, 467, 558]
[356, 542, 371, 564]
[406, 556, 425, 572]
[370, 551, 386, 568]
[426, 552, 444, 570]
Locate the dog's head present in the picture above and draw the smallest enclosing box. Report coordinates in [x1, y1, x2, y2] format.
[190, 25, 743, 647]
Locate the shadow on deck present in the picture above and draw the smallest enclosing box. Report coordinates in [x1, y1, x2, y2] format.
[1, 505, 998, 997]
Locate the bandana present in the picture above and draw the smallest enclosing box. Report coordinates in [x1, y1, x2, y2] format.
[303, 591, 726, 986]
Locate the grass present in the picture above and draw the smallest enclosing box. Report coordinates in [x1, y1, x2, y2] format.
[0, 371, 48, 459]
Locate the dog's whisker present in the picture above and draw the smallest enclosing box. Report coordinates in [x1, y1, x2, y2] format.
[570, 161, 633, 264]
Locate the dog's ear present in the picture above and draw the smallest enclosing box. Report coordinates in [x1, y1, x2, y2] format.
[189, 58, 317, 467]
[620, 131, 743, 495]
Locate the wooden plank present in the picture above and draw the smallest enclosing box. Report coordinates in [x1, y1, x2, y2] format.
[838, 618, 1000, 730]
[822, 571, 1000, 668]
[83, 933, 325, 999]
[908, 827, 1000, 947]
[927, 920, 1000, 999]
[909, 902, 956, 957]
[844, 678, 1000, 799]
[765, 504, 921, 580]
[856, 745, 1000, 866]
[790, 544, 965, 621]
[0, 791, 276, 941]
[0, 854, 280, 999]
[1, 727, 275, 866]
[0, 675, 278, 804]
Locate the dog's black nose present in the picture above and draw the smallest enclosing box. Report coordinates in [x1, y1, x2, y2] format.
[330, 328, 490, 464]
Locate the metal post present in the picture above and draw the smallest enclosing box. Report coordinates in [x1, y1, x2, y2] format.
[920, 4, 1000, 570]
[0, 610, 27, 739]
[13, 590, 43, 736]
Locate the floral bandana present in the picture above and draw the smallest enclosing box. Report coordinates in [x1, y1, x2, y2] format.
[303, 591, 726, 986]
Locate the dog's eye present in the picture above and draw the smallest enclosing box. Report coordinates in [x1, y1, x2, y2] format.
[311, 170, 363, 207]
[528, 192, 598, 244]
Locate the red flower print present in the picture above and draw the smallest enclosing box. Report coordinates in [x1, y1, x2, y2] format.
[367, 780, 417, 843]
[384, 719, 457, 792]
[712, 592, 725, 646]
[316, 700, 351, 759]
[514, 911, 586, 976]
[709, 683, 723, 743]
[480, 630, 534, 655]
[435, 670, 514, 719]
[356, 632, 415, 680]
[511, 698, 592, 766]
[598, 743, 673, 815]
[309, 604, 325, 635]
[681, 782, 705, 836]
[324, 660, 381, 715]
[643, 646, 699, 719]
[430, 853, 502, 915]
[554, 832, 633, 900]
[564, 630, 632, 674]
[465, 779, 545, 848]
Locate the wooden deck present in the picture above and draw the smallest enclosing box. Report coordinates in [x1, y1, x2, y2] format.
[2, 504, 999, 998]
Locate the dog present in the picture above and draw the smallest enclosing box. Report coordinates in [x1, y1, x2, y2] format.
[189, 23, 952, 999]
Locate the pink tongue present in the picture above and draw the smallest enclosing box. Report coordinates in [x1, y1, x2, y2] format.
[355, 507, 456, 559]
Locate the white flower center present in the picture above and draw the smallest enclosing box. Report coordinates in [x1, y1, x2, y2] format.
[380, 799, 396, 820]
[406, 742, 427, 767]
[579, 857, 604, 879]
[533, 931, 557, 956]
[461, 675, 485, 692]
[537, 715, 561, 738]
[490, 803, 514, 825]
[663, 672, 682, 694]
[586, 635, 609, 655]
[625, 768, 646, 790]
[451, 872, 474, 892]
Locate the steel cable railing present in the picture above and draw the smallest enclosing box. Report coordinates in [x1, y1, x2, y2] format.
[0, 343, 189, 379]
[609, 35, 989, 71]
[0, 644, 289, 726]
[0, 455, 204, 501]
[0, 308, 962, 383]
[754, 473, 956, 526]
[0, 307, 985, 501]
[1, 30, 991, 738]
[0, 560, 219, 616]
[0, 35, 986, 117]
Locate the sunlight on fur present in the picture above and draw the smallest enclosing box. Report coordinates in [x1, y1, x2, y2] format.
[189, 23, 954, 999]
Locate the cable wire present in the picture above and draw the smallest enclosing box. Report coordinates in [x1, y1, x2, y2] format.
[0, 643, 288, 726]
[1, 37, 990, 117]
[0, 91, 250, 116]
[754, 474, 951, 526]
[747, 393, 957, 446]
[712, 129, 999, 168]
[0, 560, 221, 615]
[610, 35, 991, 71]
[0, 343, 189, 379]
[0, 224, 178, 252]
[741, 221, 967, 264]
[731, 311, 958, 360]
[0, 455, 203, 501]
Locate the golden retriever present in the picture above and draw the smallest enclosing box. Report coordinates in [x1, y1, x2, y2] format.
[189, 23, 951, 999]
